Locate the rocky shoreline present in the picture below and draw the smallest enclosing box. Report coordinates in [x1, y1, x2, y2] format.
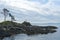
[0, 21, 57, 39]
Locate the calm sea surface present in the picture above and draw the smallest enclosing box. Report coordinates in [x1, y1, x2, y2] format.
[3, 23, 60, 40]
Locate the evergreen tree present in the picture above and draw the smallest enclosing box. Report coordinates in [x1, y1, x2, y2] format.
[1, 8, 15, 21]
[3, 8, 9, 21]
[9, 13, 15, 21]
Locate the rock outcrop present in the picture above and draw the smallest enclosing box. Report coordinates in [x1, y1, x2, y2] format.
[0, 21, 57, 39]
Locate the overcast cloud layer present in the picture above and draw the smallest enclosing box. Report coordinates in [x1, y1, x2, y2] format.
[0, 0, 60, 23]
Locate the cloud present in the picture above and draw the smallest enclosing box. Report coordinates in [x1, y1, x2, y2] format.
[0, 0, 60, 23]
[27, 0, 49, 4]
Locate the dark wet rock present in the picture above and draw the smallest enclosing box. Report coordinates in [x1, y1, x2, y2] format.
[22, 21, 32, 26]
[0, 21, 58, 39]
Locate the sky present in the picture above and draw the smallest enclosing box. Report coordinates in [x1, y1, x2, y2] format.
[0, 0, 60, 23]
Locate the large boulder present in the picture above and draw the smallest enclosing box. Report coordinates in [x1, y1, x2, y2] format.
[22, 21, 32, 26]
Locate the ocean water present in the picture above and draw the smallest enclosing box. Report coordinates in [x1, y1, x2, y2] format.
[3, 23, 60, 40]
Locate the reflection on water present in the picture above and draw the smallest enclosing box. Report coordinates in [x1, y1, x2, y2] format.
[3, 23, 60, 40]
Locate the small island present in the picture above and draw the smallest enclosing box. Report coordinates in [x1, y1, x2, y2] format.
[0, 21, 57, 40]
[0, 8, 58, 40]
